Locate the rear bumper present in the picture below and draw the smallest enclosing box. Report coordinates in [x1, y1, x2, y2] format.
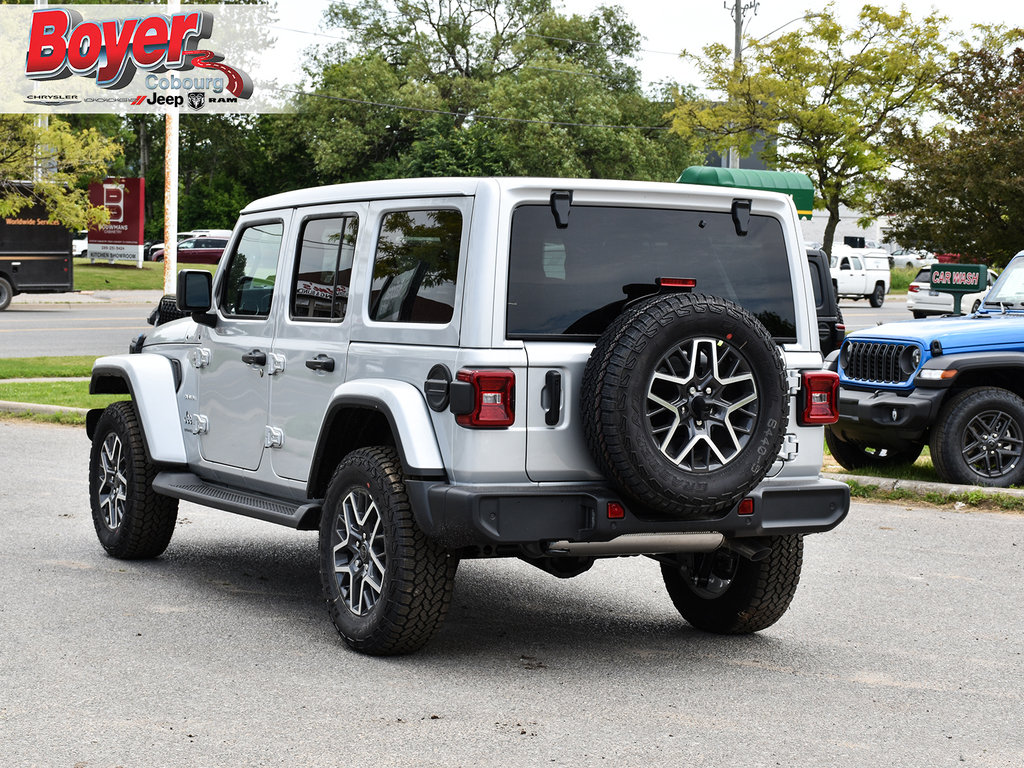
[405, 476, 849, 552]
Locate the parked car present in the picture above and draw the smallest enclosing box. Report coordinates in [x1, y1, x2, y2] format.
[830, 245, 891, 307]
[807, 248, 845, 355]
[87, 176, 848, 656]
[906, 265, 998, 318]
[150, 236, 229, 264]
[826, 251, 1024, 487]
[146, 230, 232, 261]
[72, 230, 88, 258]
[890, 248, 935, 270]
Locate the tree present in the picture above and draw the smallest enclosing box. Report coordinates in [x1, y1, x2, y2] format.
[295, 0, 701, 183]
[669, 4, 947, 256]
[0, 115, 121, 229]
[883, 32, 1024, 267]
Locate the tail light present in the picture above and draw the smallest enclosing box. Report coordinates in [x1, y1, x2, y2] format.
[908, 284, 920, 293]
[799, 371, 839, 425]
[454, 369, 515, 428]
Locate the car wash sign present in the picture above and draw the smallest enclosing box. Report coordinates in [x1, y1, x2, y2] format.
[931, 264, 987, 315]
[88, 178, 144, 265]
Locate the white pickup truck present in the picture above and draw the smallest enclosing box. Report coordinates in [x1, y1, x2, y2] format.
[830, 245, 891, 307]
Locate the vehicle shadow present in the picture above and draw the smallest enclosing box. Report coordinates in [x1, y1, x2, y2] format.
[128, 526, 780, 667]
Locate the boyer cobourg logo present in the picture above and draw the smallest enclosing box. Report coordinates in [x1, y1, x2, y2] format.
[24, 7, 253, 109]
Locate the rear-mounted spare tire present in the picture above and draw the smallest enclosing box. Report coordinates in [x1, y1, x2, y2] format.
[581, 293, 788, 518]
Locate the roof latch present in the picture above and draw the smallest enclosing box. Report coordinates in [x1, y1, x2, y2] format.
[731, 198, 752, 236]
[550, 190, 573, 229]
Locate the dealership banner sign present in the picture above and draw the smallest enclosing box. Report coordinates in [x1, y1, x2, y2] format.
[2, 4, 291, 113]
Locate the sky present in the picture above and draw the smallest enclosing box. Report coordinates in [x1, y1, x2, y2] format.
[270, 0, 1024, 93]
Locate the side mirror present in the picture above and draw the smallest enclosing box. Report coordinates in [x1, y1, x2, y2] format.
[176, 269, 216, 327]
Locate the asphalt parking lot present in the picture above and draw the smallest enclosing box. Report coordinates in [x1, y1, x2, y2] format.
[2, 419, 1022, 767]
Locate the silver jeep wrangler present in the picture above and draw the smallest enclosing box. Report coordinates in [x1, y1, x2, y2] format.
[87, 177, 849, 655]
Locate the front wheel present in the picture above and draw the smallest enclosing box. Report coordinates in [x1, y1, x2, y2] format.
[88, 401, 178, 559]
[825, 428, 923, 470]
[931, 387, 1024, 486]
[869, 283, 885, 308]
[661, 535, 803, 634]
[319, 447, 457, 655]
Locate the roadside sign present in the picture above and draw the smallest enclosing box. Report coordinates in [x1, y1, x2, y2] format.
[930, 264, 987, 314]
[87, 177, 145, 267]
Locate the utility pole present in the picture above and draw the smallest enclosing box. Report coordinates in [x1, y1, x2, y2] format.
[725, 0, 758, 168]
[163, 0, 180, 293]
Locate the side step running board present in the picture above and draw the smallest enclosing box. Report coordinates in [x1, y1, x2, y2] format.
[153, 471, 321, 530]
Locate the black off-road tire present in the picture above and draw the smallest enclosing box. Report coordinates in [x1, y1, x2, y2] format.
[661, 535, 803, 634]
[319, 447, 457, 655]
[0, 276, 12, 311]
[869, 282, 885, 308]
[581, 293, 788, 518]
[931, 387, 1024, 487]
[88, 401, 178, 559]
[825, 427, 923, 470]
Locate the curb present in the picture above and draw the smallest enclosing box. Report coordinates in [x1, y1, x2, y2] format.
[828, 471, 1024, 501]
[0, 400, 89, 417]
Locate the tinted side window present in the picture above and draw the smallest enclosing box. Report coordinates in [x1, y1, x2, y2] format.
[369, 209, 462, 324]
[507, 205, 797, 339]
[291, 216, 359, 321]
[220, 222, 284, 317]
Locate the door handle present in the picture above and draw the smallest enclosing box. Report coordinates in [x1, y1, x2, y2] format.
[305, 354, 335, 373]
[544, 370, 562, 426]
[241, 349, 267, 366]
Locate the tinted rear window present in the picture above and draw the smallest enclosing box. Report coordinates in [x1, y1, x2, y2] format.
[506, 205, 796, 339]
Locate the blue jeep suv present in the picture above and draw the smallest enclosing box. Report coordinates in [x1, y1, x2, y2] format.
[826, 251, 1024, 487]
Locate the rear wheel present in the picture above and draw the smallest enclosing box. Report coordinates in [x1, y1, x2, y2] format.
[825, 428, 923, 470]
[661, 535, 803, 634]
[319, 447, 457, 655]
[88, 401, 178, 559]
[869, 283, 885, 308]
[0, 276, 12, 311]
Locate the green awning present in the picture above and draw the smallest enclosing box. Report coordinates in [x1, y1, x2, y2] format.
[677, 166, 815, 220]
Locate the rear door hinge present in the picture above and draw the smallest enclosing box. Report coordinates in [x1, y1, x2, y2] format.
[786, 371, 802, 396]
[779, 433, 799, 461]
[264, 426, 285, 449]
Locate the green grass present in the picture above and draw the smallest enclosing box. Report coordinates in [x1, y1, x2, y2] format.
[73, 258, 216, 291]
[0, 410, 89, 426]
[0, 356, 97, 379]
[889, 266, 918, 295]
[844, 479, 1024, 513]
[0, 380, 124, 410]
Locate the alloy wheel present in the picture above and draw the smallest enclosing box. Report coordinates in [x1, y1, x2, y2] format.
[646, 337, 758, 471]
[961, 409, 1023, 479]
[96, 433, 128, 530]
[331, 488, 387, 616]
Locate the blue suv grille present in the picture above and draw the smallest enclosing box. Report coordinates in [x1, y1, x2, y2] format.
[843, 341, 914, 384]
